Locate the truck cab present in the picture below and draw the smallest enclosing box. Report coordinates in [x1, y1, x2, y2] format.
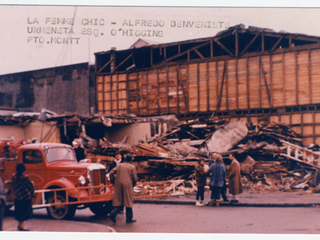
[0, 141, 114, 219]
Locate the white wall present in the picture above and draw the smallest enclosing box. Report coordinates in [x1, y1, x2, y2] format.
[107, 122, 151, 145]
[0, 121, 60, 143]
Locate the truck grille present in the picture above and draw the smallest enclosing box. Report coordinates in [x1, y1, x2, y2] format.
[89, 168, 106, 194]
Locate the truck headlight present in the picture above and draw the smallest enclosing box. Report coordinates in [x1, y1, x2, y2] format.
[78, 175, 86, 185]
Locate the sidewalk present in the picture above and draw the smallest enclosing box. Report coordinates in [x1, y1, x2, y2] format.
[134, 190, 320, 207]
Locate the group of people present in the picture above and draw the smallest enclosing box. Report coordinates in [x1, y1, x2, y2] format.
[195, 153, 243, 206]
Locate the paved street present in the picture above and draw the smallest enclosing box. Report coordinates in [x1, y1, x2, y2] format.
[74, 204, 320, 234]
[4, 202, 320, 234]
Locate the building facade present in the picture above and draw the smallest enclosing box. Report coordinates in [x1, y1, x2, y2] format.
[95, 24, 320, 145]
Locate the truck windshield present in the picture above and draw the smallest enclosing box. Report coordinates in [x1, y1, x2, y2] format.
[45, 147, 75, 163]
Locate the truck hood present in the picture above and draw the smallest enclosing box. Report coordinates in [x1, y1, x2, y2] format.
[47, 161, 105, 171]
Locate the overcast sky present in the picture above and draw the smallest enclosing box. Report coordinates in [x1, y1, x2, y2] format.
[1, 5, 320, 75]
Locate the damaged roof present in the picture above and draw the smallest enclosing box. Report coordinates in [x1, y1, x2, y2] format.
[95, 24, 320, 74]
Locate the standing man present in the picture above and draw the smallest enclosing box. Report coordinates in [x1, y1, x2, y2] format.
[72, 139, 86, 162]
[227, 154, 243, 203]
[108, 150, 123, 173]
[0, 177, 5, 231]
[109, 153, 138, 224]
[107, 150, 124, 214]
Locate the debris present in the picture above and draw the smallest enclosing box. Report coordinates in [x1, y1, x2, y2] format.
[81, 116, 320, 195]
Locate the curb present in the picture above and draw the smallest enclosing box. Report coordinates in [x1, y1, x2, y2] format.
[134, 199, 320, 207]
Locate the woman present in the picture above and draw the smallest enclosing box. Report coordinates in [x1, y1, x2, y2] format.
[207, 154, 226, 205]
[195, 158, 207, 206]
[11, 163, 34, 231]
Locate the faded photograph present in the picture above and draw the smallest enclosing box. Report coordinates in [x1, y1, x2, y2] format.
[0, 4, 320, 237]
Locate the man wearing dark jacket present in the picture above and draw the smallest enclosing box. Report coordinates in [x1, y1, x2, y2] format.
[108, 150, 123, 173]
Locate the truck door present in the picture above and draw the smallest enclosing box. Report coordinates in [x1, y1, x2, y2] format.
[22, 150, 45, 190]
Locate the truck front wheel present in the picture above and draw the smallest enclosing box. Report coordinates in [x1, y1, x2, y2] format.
[89, 201, 112, 216]
[46, 192, 76, 220]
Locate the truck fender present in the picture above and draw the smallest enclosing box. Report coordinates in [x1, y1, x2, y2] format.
[35, 178, 78, 204]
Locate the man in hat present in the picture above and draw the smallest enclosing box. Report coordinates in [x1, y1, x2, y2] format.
[72, 139, 86, 162]
[109, 153, 138, 224]
[108, 150, 123, 173]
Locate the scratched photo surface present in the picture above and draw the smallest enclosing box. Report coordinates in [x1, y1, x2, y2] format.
[1, 5, 320, 239]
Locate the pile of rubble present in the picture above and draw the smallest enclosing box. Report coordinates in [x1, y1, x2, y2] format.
[82, 117, 320, 194]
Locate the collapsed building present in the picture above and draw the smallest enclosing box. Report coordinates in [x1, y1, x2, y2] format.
[95, 24, 320, 146]
[3, 24, 320, 194]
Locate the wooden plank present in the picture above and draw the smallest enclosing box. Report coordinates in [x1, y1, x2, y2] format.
[295, 51, 299, 105]
[110, 75, 113, 112]
[210, 39, 213, 59]
[126, 72, 129, 113]
[235, 30, 239, 57]
[260, 56, 271, 108]
[187, 63, 189, 113]
[137, 72, 140, 115]
[313, 112, 316, 143]
[248, 56, 259, 109]
[116, 73, 119, 112]
[270, 54, 273, 107]
[246, 57, 250, 109]
[97, 56, 113, 74]
[114, 53, 132, 72]
[166, 66, 169, 114]
[308, 50, 312, 104]
[213, 38, 234, 57]
[238, 58, 247, 110]
[271, 36, 284, 52]
[236, 58, 239, 109]
[207, 61, 209, 112]
[226, 60, 229, 110]
[208, 61, 217, 112]
[259, 56, 262, 109]
[146, 70, 149, 115]
[177, 66, 180, 114]
[216, 61, 219, 109]
[282, 52, 285, 108]
[157, 68, 160, 115]
[261, 32, 265, 53]
[240, 33, 259, 56]
[217, 61, 226, 111]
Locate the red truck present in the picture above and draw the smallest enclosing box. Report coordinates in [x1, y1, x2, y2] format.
[0, 140, 114, 219]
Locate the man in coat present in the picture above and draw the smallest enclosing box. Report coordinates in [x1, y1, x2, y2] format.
[227, 154, 243, 203]
[109, 153, 138, 223]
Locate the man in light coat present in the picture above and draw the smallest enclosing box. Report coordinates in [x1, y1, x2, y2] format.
[227, 154, 243, 203]
[109, 153, 138, 223]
